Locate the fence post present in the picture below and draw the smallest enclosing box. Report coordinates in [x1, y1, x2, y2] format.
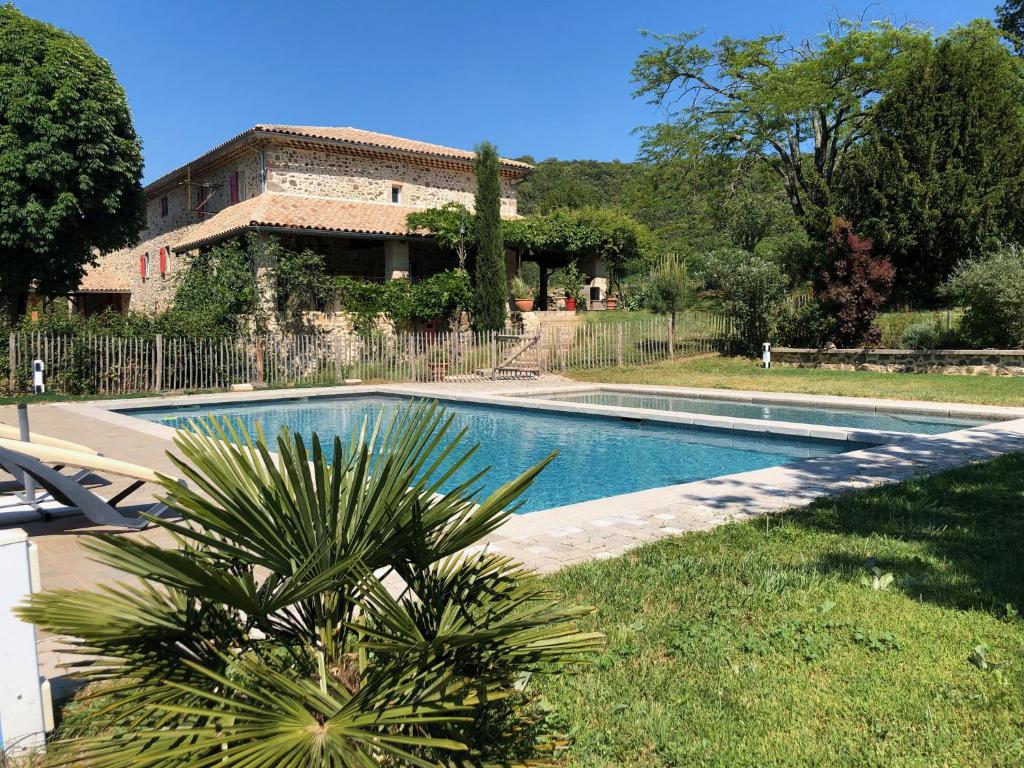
[154, 334, 163, 392]
[255, 337, 264, 385]
[616, 323, 624, 367]
[334, 333, 343, 383]
[668, 317, 676, 360]
[8, 333, 14, 391]
[489, 332, 497, 380]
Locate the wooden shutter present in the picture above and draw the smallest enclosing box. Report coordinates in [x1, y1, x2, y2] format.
[230, 172, 240, 205]
[159, 247, 168, 275]
[140, 253, 148, 280]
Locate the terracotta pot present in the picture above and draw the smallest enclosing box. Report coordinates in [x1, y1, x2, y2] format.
[606, 296, 619, 310]
[514, 298, 535, 312]
[565, 297, 577, 312]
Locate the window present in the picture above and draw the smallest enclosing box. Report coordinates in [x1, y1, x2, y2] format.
[196, 185, 207, 216]
[391, 185, 402, 204]
[230, 171, 240, 205]
[160, 196, 168, 217]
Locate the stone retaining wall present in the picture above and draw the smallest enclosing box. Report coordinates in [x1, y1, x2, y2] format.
[774, 347, 1024, 376]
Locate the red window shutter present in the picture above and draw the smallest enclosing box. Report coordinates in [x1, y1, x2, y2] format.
[230, 171, 240, 205]
[159, 247, 168, 275]
[140, 253, 147, 280]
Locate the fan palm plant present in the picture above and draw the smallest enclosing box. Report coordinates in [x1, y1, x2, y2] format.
[20, 401, 601, 767]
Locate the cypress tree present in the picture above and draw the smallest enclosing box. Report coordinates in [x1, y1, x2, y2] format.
[473, 142, 507, 331]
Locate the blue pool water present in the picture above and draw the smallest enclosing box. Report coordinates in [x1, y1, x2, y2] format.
[124, 395, 860, 513]
[538, 391, 990, 435]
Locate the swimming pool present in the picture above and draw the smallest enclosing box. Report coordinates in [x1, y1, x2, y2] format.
[533, 390, 991, 435]
[124, 395, 861, 514]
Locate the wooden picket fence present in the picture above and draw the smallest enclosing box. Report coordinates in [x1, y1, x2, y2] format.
[5, 311, 736, 396]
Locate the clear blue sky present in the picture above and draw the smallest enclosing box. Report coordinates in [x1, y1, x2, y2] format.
[14, 0, 997, 183]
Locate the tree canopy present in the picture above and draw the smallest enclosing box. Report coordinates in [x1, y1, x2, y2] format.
[996, 0, 1024, 53]
[837, 20, 1024, 303]
[0, 5, 144, 315]
[631, 20, 928, 243]
[503, 207, 656, 277]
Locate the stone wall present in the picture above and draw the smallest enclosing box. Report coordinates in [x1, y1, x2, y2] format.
[774, 347, 1024, 376]
[89, 154, 261, 314]
[265, 145, 518, 216]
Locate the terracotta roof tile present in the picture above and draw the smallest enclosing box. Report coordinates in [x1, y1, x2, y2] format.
[77, 267, 129, 293]
[255, 125, 534, 171]
[173, 194, 446, 251]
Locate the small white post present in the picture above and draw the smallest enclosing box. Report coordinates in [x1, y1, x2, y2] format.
[31, 359, 44, 394]
[762, 341, 772, 369]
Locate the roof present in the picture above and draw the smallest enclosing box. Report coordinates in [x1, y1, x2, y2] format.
[76, 268, 129, 294]
[146, 124, 532, 194]
[173, 194, 437, 251]
[256, 125, 533, 170]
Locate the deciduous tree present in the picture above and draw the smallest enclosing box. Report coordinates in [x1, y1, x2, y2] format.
[0, 6, 144, 317]
[631, 19, 927, 245]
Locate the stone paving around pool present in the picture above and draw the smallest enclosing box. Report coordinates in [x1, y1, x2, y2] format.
[6, 376, 1024, 690]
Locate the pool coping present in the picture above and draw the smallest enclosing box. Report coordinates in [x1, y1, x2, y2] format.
[53, 380, 1024, 571]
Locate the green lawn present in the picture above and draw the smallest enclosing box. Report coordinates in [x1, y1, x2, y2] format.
[539, 454, 1024, 767]
[571, 354, 1024, 406]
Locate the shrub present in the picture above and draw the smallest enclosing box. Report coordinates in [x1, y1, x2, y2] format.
[411, 268, 472, 324]
[645, 254, 695, 330]
[942, 243, 1024, 348]
[776, 301, 836, 348]
[20, 403, 601, 766]
[337, 271, 473, 335]
[899, 319, 961, 350]
[695, 249, 788, 355]
[816, 219, 895, 347]
[169, 235, 263, 335]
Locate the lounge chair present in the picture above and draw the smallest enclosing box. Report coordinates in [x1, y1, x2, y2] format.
[0, 424, 105, 493]
[0, 423, 100, 454]
[0, 439, 182, 529]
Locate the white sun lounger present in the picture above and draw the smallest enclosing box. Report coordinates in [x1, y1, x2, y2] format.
[0, 424, 106, 493]
[0, 439, 182, 529]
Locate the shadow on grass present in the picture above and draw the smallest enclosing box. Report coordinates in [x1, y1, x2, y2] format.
[789, 452, 1024, 614]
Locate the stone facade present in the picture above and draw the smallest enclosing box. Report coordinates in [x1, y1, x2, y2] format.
[774, 347, 1024, 376]
[79, 128, 525, 316]
[265, 146, 518, 216]
[87, 152, 262, 314]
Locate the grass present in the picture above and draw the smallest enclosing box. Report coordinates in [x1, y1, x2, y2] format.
[571, 354, 1024, 406]
[538, 453, 1024, 767]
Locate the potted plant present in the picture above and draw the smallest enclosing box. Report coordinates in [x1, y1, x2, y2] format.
[426, 344, 449, 381]
[510, 275, 535, 312]
[561, 260, 586, 312]
[606, 293, 619, 310]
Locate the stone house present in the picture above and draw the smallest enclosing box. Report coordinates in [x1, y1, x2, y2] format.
[73, 125, 533, 321]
